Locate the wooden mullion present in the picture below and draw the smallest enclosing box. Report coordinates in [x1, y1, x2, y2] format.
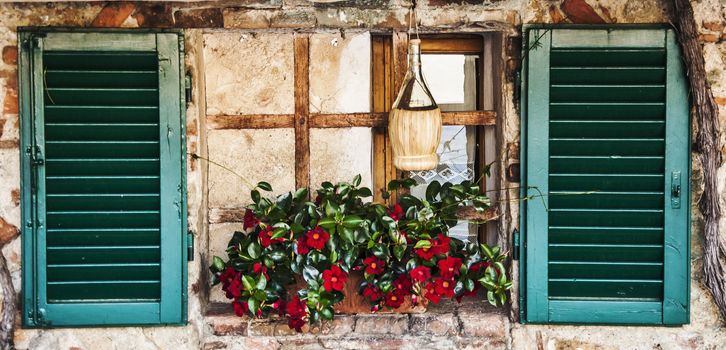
[390, 32, 409, 199]
[207, 114, 295, 129]
[372, 36, 392, 203]
[420, 37, 484, 55]
[294, 34, 310, 192]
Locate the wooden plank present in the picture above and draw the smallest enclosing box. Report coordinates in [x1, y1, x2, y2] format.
[309, 113, 387, 128]
[44, 32, 157, 51]
[207, 111, 496, 129]
[294, 34, 310, 192]
[420, 37, 483, 54]
[456, 206, 500, 222]
[390, 32, 409, 199]
[524, 28, 551, 323]
[662, 29, 690, 325]
[548, 300, 662, 324]
[372, 36, 391, 203]
[552, 29, 666, 49]
[207, 114, 294, 129]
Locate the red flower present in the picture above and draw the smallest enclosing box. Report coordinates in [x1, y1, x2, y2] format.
[243, 209, 260, 232]
[272, 298, 286, 316]
[432, 234, 450, 255]
[469, 261, 490, 274]
[425, 283, 442, 304]
[219, 267, 237, 284]
[384, 291, 405, 308]
[258, 227, 284, 248]
[363, 285, 383, 301]
[286, 295, 307, 319]
[388, 204, 404, 221]
[232, 300, 248, 317]
[305, 226, 330, 251]
[322, 265, 347, 292]
[363, 256, 385, 275]
[415, 245, 436, 260]
[288, 317, 306, 332]
[296, 238, 310, 255]
[434, 278, 456, 298]
[437, 256, 462, 279]
[410, 266, 431, 283]
[393, 275, 412, 295]
[227, 278, 242, 298]
[253, 262, 269, 280]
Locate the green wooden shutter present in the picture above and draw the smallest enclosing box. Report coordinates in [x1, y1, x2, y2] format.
[19, 31, 187, 327]
[522, 27, 690, 325]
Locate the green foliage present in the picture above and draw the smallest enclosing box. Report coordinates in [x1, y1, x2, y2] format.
[209, 176, 512, 330]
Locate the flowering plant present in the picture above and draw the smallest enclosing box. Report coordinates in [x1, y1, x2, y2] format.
[210, 175, 512, 331]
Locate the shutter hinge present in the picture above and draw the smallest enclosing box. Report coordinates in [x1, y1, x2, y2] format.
[671, 171, 682, 209]
[185, 74, 192, 107]
[187, 232, 194, 261]
[36, 308, 50, 327]
[512, 228, 520, 260]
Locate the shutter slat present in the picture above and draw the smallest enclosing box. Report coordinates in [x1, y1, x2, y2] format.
[46, 123, 160, 141]
[549, 244, 664, 262]
[551, 85, 665, 103]
[47, 194, 159, 211]
[550, 67, 665, 84]
[47, 246, 160, 264]
[45, 88, 158, 106]
[549, 279, 663, 299]
[550, 262, 663, 280]
[550, 49, 666, 66]
[45, 70, 157, 88]
[47, 211, 160, 229]
[550, 174, 664, 192]
[44, 51, 158, 70]
[46, 176, 160, 193]
[47, 282, 161, 303]
[46, 141, 159, 158]
[46, 159, 160, 176]
[48, 264, 160, 282]
[549, 192, 664, 209]
[47, 228, 160, 246]
[45, 106, 158, 123]
[549, 226, 663, 245]
[550, 139, 664, 156]
[550, 102, 665, 120]
[550, 120, 665, 138]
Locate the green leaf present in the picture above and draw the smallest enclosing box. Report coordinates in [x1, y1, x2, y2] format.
[342, 215, 364, 228]
[294, 188, 308, 201]
[248, 297, 261, 315]
[321, 307, 334, 320]
[268, 250, 286, 262]
[387, 179, 400, 191]
[303, 265, 320, 283]
[425, 181, 441, 202]
[414, 240, 432, 249]
[247, 242, 262, 259]
[241, 275, 255, 291]
[357, 187, 373, 198]
[341, 227, 355, 246]
[212, 256, 225, 272]
[465, 278, 475, 292]
[256, 274, 267, 290]
[486, 290, 496, 306]
[352, 174, 362, 187]
[254, 290, 267, 302]
[251, 190, 261, 204]
[393, 244, 406, 261]
[270, 227, 287, 240]
[257, 181, 273, 191]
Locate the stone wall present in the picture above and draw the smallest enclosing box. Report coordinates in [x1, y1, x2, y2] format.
[0, 0, 724, 349]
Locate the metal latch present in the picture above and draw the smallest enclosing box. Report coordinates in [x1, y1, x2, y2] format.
[671, 171, 681, 209]
[187, 232, 194, 261]
[512, 228, 520, 260]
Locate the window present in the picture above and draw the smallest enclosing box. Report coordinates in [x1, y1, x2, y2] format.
[522, 27, 690, 324]
[372, 35, 500, 245]
[19, 31, 187, 327]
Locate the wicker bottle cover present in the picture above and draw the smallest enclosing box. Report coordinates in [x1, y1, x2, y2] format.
[388, 39, 442, 171]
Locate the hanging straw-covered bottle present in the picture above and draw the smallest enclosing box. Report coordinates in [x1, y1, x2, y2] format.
[388, 38, 442, 171]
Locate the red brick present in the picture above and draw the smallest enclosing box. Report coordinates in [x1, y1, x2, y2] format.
[2, 46, 17, 65]
[11, 189, 19, 207]
[699, 33, 720, 42]
[91, 2, 136, 27]
[0, 216, 19, 245]
[703, 21, 725, 32]
[561, 0, 606, 24]
[3, 86, 17, 114]
[549, 5, 565, 24]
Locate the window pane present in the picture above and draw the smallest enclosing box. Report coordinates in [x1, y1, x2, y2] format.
[410, 54, 478, 242]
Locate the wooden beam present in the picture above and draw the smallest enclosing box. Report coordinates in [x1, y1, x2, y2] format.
[372, 35, 393, 203]
[206, 111, 497, 129]
[456, 206, 500, 222]
[294, 34, 310, 191]
[420, 37, 484, 55]
[207, 114, 294, 129]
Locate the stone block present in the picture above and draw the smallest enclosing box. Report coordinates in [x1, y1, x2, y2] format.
[207, 129, 295, 208]
[209, 315, 250, 336]
[354, 314, 408, 335]
[459, 310, 508, 340]
[222, 9, 272, 29]
[208, 223, 244, 303]
[410, 313, 458, 336]
[204, 33, 294, 115]
[133, 3, 174, 27]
